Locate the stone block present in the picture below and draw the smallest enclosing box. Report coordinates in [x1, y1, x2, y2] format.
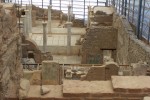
[112, 76, 150, 93]
[42, 61, 62, 85]
[19, 78, 30, 99]
[27, 85, 63, 99]
[63, 80, 115, 97]
[144, 97, 150, 100]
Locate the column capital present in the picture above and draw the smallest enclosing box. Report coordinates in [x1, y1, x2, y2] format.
[68, 5, 72, 8]
[24, 10, 29, 12]
[65, 22, 73, 25]
[42, 21, 47, 25]
[21, 15, 26, 18]
[48, 5, 52, 9]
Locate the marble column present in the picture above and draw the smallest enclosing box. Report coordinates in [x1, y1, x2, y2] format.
[21, 15, 26, 37]
[66, 22, 72, 55]
[48, 5, 52, 34]
[25, 10, 29, 37]
[42, 22, 47, 53]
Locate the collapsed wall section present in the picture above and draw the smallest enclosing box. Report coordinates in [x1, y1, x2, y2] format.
[0, 3, 22, 98]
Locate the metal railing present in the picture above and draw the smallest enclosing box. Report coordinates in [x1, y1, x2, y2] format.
[113, 0, 150, 44]
[3, 0, 111, 23]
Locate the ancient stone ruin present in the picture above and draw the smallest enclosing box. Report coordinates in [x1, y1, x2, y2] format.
[1, 1, 150, 100]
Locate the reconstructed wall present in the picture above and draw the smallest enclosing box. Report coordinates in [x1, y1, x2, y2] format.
[114, 13, 150, 65]
[82, 27, 118, 64]
[0, 3, 22, 98]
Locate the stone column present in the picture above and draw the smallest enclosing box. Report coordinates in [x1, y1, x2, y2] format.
[28, 4, 32, 34]
[66, 22, 72, 55]
[68, 5, 72, 22]
[87, 6, 91, 28]
[25, 10, 29, 37]
[42, 22, 47, 53]
[48, 5, 52, 34]
[21, 15, 26, 37]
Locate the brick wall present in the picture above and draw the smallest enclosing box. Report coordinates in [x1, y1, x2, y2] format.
[82, 27, 118, 64]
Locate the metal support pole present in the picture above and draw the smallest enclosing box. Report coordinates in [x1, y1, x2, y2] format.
[119, 0, 121, 14]
[42, 22, 47, 53]
[83, 0, 85, 25]
[132, 0, 135, 23]
[42, 0, 43, 8]
[60, 0, 61, 11]
[97, 0, 98, 6]
[48, 5, 52, 34]
[127, 0, 131, 20]
[121, 0, 124, 15]
[50, 0, 52, 5]
[106, 0, 108, 6]
[124, 0, 127, 16]
[136, 0, 142, 38]
[141, 0, 145, 39]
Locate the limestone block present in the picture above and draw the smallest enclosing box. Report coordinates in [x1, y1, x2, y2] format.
[131, 61, 148, 76]
[112, 76, 150, 93]
[42, 61, 62, 85]
[19, 78, 30, 99]
[144, 97, 150, 100]
[41, 86, 50, 95]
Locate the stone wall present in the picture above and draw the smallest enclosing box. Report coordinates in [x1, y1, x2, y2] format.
[114, 13, 150, 65]
[82, 27, 118, 64]
[0, 3, 22, 98]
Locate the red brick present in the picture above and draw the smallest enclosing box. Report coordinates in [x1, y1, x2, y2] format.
[63, 93, 90, 97]
[113, 98, 127, 100]
[143, 88, 150, 93]
[127, 97, 142, 100]
[127, 89, 142, 93]
[24, 98, 41, 100]
[113, 88, 128, 93]
[86, 97, 114, 100]
[90, 93, 119, 97]
[120, 93, 148, 97]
